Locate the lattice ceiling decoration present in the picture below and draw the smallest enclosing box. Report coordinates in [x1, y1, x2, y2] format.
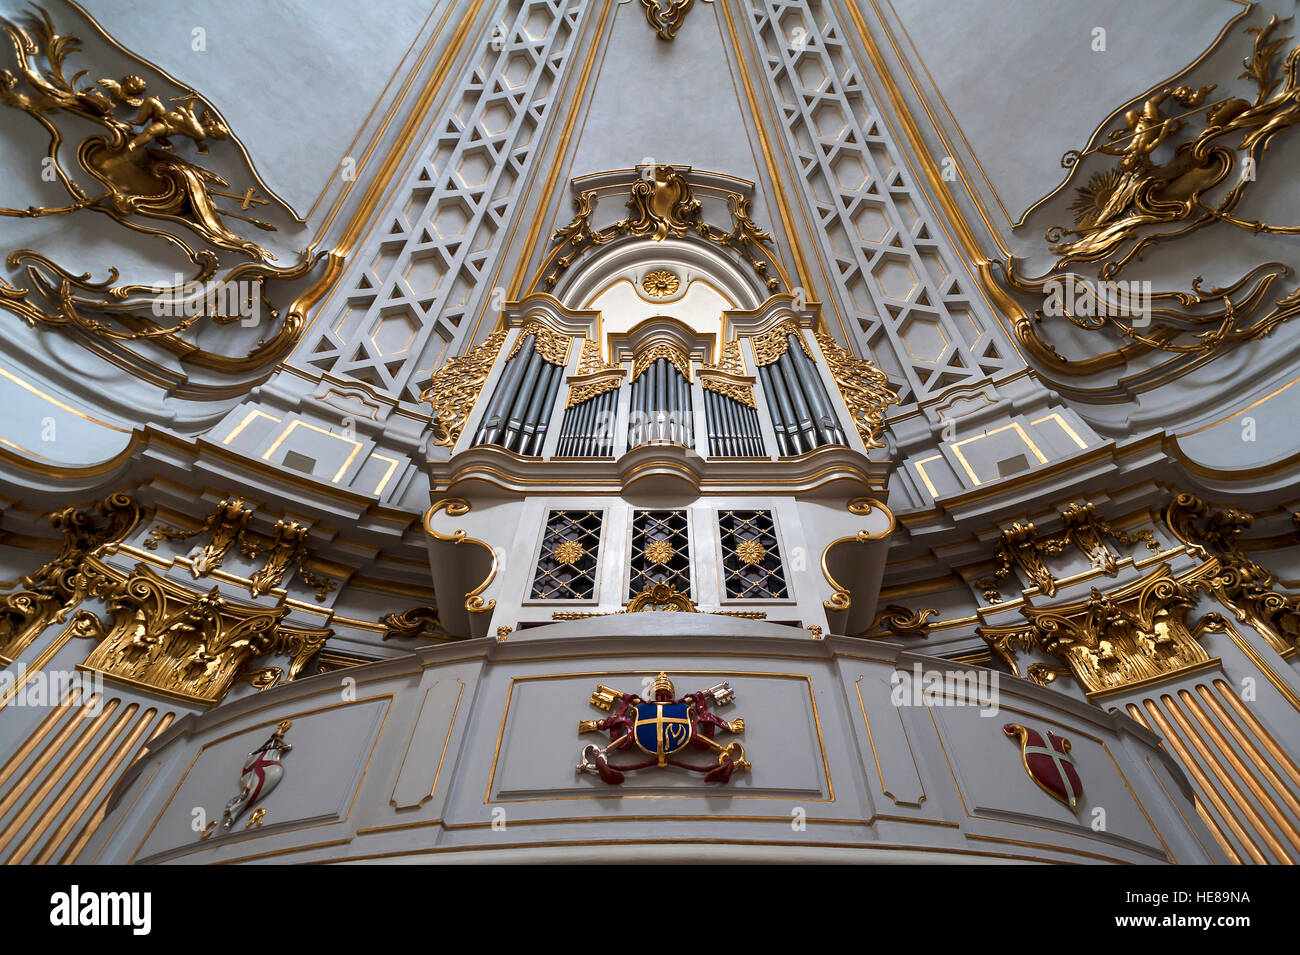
[295, 0, 585, 403]
[744, 0, 1021, 404]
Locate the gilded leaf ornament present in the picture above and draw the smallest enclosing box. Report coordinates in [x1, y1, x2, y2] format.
[419, 329, 508, 446]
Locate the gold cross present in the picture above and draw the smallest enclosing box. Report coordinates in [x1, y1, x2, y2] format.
[638, 703, 691, 766]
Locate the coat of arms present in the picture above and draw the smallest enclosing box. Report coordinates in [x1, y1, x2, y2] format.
[1003, 722, 1084, 813]
[577, 672, 750, 784]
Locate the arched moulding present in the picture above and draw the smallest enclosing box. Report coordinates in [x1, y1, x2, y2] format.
[423, 498, 498, 639]
[821, 497, 895, 636]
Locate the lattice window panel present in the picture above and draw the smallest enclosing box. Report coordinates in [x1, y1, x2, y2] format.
[295, 1, 585, 402]
[718, 510, 788, 599]
[629, 510, 691, 598]
[531, 509, 603, 600]
[744, 0, 1020, 403]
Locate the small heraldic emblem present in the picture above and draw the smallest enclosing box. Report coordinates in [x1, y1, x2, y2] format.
[577, 672, 750, 784]
[1003, 722, 1084, 813]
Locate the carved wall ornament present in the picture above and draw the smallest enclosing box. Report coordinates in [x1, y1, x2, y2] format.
[148, 502, 332, 600]
[0, 6, 319, 371]
[0, 490, 141, 663]
[75, 562, 328, 705]
[1165, 492, 1300, 656]
[1036, 16, 1300, 277]
[552, 582, 767, 620]
[813, 329, 897, 449]
[979, 564, 1222, 698]
[1000, 16, 1300, 368]
[542, 165, 780, 293]
[641, 269, 680, 297]
[857, 604, 938, 640]
[976, 503, 1160, 601]
[637, 0, 695, 40]
[419, 329, 508, 447]
[576, 672, 749, 784]
[199, 720, 292, 839]
[380, 605, 451, 641]
[147, 498, 252, 578]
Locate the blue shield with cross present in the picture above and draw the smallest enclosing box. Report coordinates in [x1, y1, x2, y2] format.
[633, 702, 693, 761]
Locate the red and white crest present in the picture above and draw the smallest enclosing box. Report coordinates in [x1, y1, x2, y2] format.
[1003, 723, 1084, 813]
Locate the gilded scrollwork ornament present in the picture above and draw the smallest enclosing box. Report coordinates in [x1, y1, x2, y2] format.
[813, 329, 897, 449]
[637, 0, 696, 41]
[979, 564, 1223, 697]
[1165, 492, 1300, 656]
[379, 605, 448, 641]
[542, 165, 780, 293]
[976, 503, 1159, 601]
[76, 562, 328, 705]
[419, 329, 507, 447]
[0, 490, 141, 663]
[146, 497, 252, 577]
[0, 6, 321, 370]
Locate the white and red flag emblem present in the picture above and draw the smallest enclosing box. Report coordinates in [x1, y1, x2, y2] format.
[1003, 723, 1084, 813]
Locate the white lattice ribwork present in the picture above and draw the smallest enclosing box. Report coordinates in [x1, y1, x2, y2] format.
[297, 1, 583, 401]
[746, 0, 1017, 403]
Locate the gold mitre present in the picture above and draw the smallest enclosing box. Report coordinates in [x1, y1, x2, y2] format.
[651, 672, 675, 697]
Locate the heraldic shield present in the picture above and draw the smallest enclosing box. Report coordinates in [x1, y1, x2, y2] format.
[577, 672, 750, 784]
[1003, 723, 1084, 813]
[633, 701, 693, 763]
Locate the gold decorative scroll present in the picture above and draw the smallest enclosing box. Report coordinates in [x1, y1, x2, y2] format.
[699, 377, 755, 408]
[631, 340, 692, 383]
[976, 503, 1160, 601]
[504, 320, 572, 366]
[979, 565, 1220, 698]
[813, 329, 897, 449]
[1165, 492, 1300, 656]
[856, 604, 938, 640]
[419, 329, 507, 447]
[380, 605, 453, 641]
[1038, 16, 1300, 278]
[749, 319, 812, 366]
[638, 0, 695, 40]
[552, 582, 767, 620]
[541, 165, 780, 293]
[147, 498, 252, 577]
[0, 7, 319, 372]
[0, 490, 142, 664]
[74, 561, 328, 706]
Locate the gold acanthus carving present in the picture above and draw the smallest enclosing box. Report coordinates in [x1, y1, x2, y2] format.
[504, 320, 572, 366]
[998, 259, 1300, 370]
[74, 561, 329, 706]
[0, 491, 142, 663]
[148, 501, 333, 601]
[857, 604, 938, 640]
[631, 340, 693, 383]
[979, 564, 1222, 697]
[1165, 493, 1300, 656]
[419, 329, 507, 447]
[976, 503, 1160, 602]
[147, 497, 251, 577]
[0, 7, 320, 370]
[749, 319, 812, 366]
[813, 329, 897, 450]
[566, 337, 624, 408]
[1040, 16, 1300, 278]
[638, 0, 695, 41]
[542, 165, 780, 293]
[380, 605, 453, 642]
[698, 340, 756, 407]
